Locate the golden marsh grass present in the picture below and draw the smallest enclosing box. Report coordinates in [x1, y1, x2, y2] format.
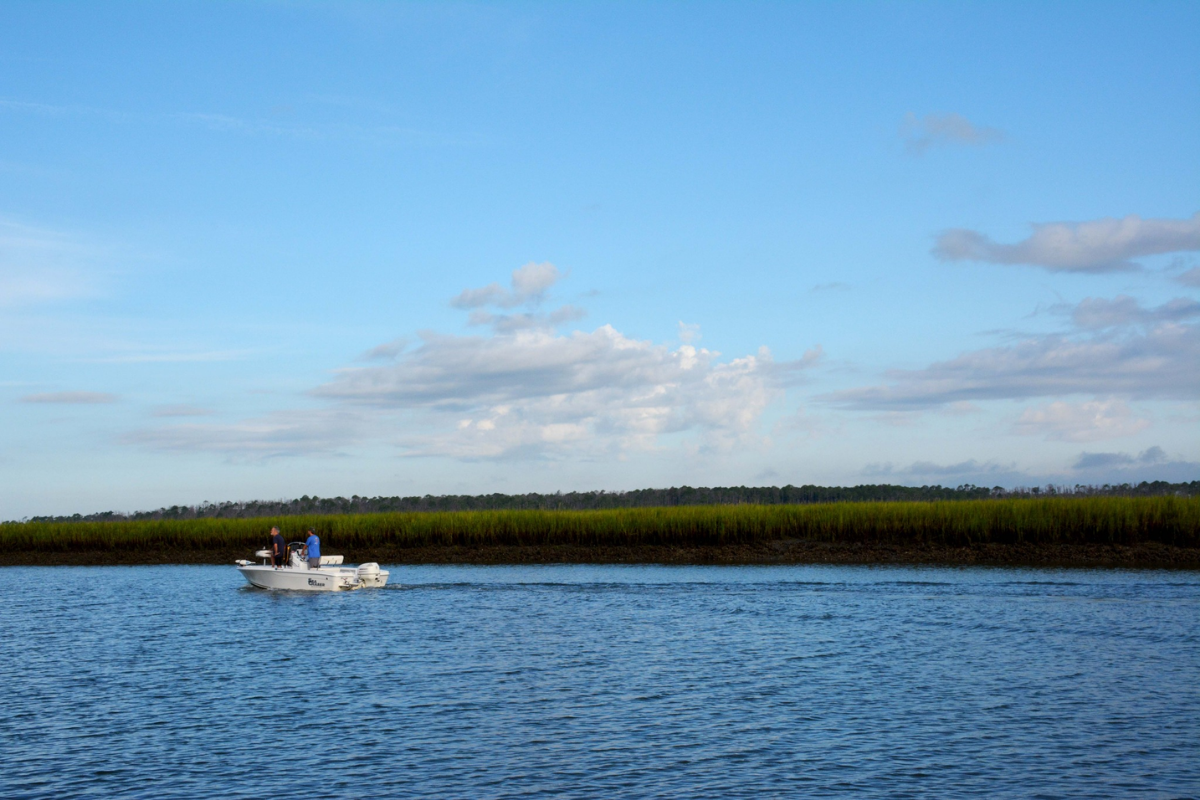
[3, 496, 1197, 554]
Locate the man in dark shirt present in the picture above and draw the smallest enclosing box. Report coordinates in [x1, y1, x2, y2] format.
[270, 527, 286, 568]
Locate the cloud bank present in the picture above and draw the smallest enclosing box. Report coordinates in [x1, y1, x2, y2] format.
[1069, 295, 1200, 329]
[934, 213, 1200, 273]
[133, 268, 822, 460]
[315, 325, 816, 459]
[862, 446, 1198, 488]
[829, 296, 1200, 410]
[1068, 446, 1199, 483]
[1013, 399, 1150, 442]
[862, 458, 1027, 487]
[1073, 446, 1165, 471]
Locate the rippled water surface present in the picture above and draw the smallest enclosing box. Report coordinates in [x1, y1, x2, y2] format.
[3, 564, 1199, 798]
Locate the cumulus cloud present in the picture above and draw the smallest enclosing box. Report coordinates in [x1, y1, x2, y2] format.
[134, 331, 816, 461]
[678, 321, 702, 343]
[131, 268, 823, 461]
[901, 112, 1003, 155]
[1013, 399, 1150, 442]
[313, 325, 819, 459]
[828, 296, 1199, 410]
[21, 391, 117, 404]
[934, 213, 1200, 273]
[451, 262, 563, 309]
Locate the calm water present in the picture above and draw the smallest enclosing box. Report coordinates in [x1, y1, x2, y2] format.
[2, 564, 1198, 799]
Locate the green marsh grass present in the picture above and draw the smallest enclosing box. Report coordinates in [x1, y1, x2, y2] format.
[2, 496, 1197, 555]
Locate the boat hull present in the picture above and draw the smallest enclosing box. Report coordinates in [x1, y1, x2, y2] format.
[237, 564, 387, 591]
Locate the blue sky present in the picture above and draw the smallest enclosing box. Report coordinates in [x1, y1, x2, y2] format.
[2, 1, 1198, 518]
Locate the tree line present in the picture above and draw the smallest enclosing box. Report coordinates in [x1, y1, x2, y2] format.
[23, 480, 1199, 523]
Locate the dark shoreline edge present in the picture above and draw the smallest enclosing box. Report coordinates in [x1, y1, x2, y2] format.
[5, 541, 1199, 569]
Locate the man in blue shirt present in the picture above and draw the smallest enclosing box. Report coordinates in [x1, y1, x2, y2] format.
[303, 528, 321, 570]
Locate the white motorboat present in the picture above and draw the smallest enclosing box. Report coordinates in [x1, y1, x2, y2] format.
[235, 543, 389, 591]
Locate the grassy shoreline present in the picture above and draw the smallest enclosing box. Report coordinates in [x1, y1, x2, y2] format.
[3, 497, 1198, 568]
[3, 541, 1197, 569]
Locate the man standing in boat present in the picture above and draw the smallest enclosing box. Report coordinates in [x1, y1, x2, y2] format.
[270, 526, 286, 569]
[303, 528, 321, 570]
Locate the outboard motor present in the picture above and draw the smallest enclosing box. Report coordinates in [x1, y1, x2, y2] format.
[356, 562, 383, 587]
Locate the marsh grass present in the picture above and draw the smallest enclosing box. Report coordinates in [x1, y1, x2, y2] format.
[3, 496, 1197, 554]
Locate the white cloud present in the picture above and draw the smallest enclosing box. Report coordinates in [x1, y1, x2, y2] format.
[934, 212, 1200, 273]
[510, 261, 560, 298]
[1070, 295, 1200, 329]
[1013, 399, 1150, 442]
[130, 268, 823, 461]
[314, 326, 819, 459]
[831, 325, 1198, 409]
[125, 410, 363, 458]
[678, 321, 702, 343]
[901, 112, 1003, 155]
[360, 339, 408, 361]
[21, 391, 117, 404]
[450, 261, 563, 309]
[132, 328, 813, 461]
[829, 296, 1200, 410]
[467, 304, 586, 333]
[451, 283, 507, 309]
